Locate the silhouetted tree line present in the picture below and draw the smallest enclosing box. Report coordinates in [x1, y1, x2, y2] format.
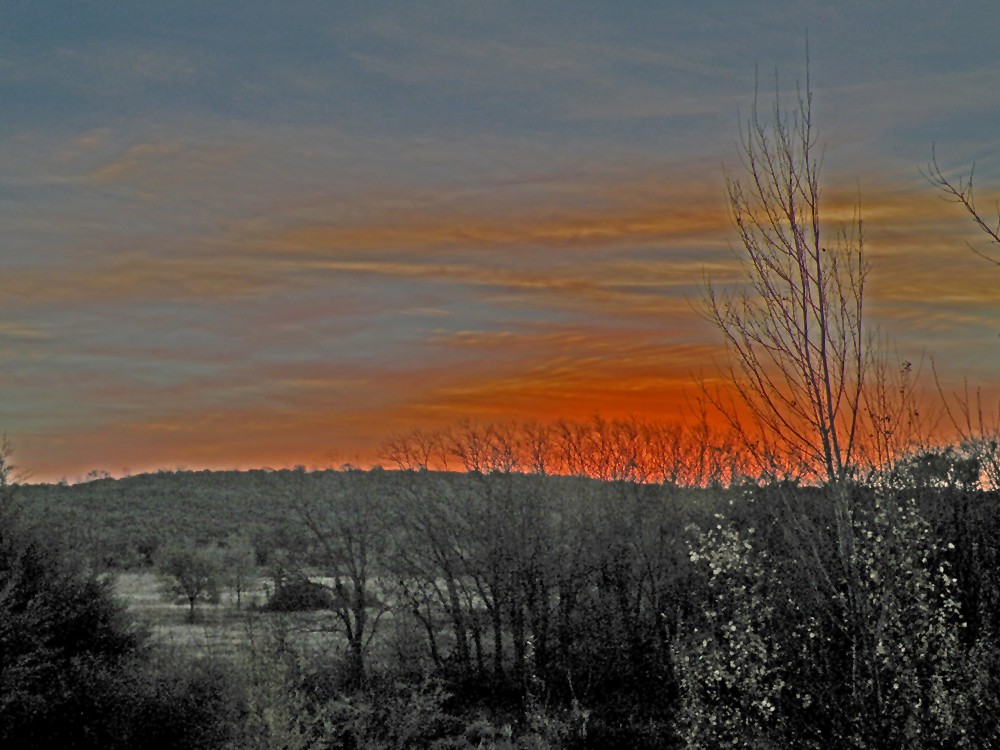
[380, 415, 755, 486]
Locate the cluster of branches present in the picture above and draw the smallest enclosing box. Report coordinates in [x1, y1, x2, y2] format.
[379, 393, 952, 489]
[272, 468, 706, 723]
[698, 62, 1000, 492]
[380, 415, 757, 487]
[706, 70, 867, 484]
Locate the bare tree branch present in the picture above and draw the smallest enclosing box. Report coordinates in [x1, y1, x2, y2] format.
[924, 146, 1000, 267]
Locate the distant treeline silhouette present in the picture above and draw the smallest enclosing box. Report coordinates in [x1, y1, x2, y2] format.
[380, 415, 755, 486]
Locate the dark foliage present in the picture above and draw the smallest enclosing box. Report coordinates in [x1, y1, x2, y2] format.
[0, 501, 143, 749]
[127, 655, 245, 750]
[0, 496, 247, 750]
[265, 574, 336, 612]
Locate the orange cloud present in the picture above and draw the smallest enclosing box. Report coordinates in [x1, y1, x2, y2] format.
[266, 202, 727, 253]
[86, 137, 245, 198]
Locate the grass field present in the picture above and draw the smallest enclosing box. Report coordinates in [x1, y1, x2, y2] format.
[114, 572, 275, 659]
[111, 572, 404, 666]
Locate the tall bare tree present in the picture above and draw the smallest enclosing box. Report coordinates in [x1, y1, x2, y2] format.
[704, 70, 868, 484]
[688, 66, 985, 744]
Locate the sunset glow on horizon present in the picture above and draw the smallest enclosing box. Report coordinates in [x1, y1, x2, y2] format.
[3, 3, 999, 482]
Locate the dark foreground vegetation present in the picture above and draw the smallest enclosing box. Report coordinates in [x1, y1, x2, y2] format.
[5, 447, 1000, 748]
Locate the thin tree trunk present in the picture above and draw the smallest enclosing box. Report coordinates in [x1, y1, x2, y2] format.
[445, 574, 471, 669]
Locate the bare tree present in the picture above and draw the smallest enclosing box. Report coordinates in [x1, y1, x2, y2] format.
[380, 428, 448, 471]
[519, 421, 556, 476]
[394, 476, 477, 674]
[862, 344, 934, 478]
[286, 469, 393, 686]
[157, 542, 221, 623]
[221, 532, 257, 610]
[553, 420, 590, 477]
[701, 76, 891, 713]
[484, 422, 522, 474]
[446, 420, 492, 474]
[704, 70, 868, 484]
[687, 65, 983, 742]
[925, 148, 1000, 267]
[935, 375, 1000, 489]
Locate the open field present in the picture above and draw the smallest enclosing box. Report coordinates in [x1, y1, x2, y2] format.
[113, 572, 262, 658]
[111, 572, 418, 666]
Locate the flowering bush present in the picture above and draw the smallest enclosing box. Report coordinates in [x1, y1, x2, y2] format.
[842, 494, 971, 748]
[674, 491, 981, 749]
[673, 518, 788, 748]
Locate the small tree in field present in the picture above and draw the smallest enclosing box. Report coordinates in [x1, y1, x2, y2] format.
[158, 542, 221, 623]
[221, 533, 257, 610]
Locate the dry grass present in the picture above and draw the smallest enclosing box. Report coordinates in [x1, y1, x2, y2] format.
[114, 572, 268, 659]
[112, 572, 362, 662]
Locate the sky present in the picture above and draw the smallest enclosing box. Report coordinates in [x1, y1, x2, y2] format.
[2, 1, 999, 481]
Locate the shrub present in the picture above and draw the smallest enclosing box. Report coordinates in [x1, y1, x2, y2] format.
[673, 492, 983, 749]
[265, 575, 336, 612]
[0, 506, 142, 748]
[130, 653, 245, 750]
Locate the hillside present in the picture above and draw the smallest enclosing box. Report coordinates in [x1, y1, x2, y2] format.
[15, 468, 703, 569]
[17, 469, 288, 568]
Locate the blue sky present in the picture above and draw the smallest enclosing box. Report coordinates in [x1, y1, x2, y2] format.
[1, 2, 998, 480]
